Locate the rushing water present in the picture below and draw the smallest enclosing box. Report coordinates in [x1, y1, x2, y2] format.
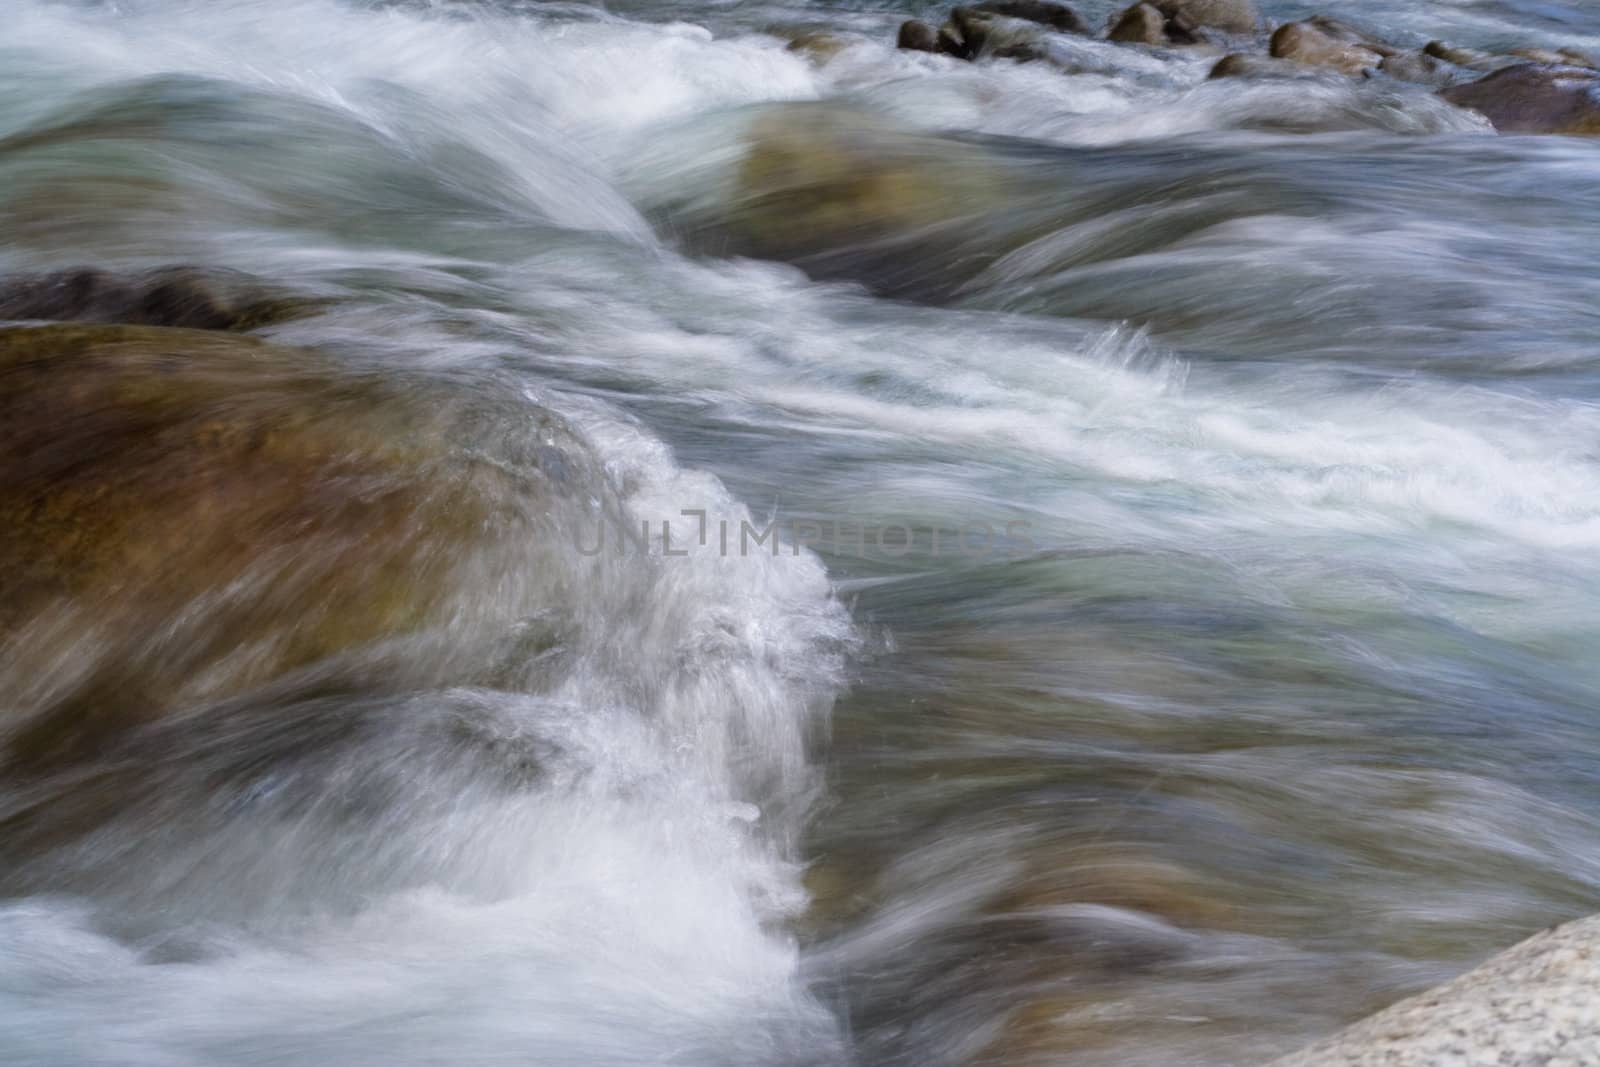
[3, 1, 1600, 1065]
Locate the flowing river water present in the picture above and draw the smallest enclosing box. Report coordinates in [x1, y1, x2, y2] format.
[3, 1, 1600, 1065]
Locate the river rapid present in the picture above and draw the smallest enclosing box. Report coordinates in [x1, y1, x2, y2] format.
[3, 1, 1600, 1065]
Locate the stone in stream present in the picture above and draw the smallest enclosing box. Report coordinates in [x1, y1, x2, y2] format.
[1209, 53, 1333, 80]
[784, 29, 856, 64]
[1510, 46, 1598, 70]
[1377, 50, 1470, 88]
[724, 106, 1027, 297]
[938, 22, 971, 58]
[1439, 63, 1600, 134]
[1270, 18, 1394, 75]
[1151, 0, 1259, 36]
[1109, 2, 1170, 46]
[967, 0, 1089, 36]
[1424, 40, 1515, 73]
[0, 265, 314, 331]
[896, 20, 941, 54]
[1269, 913, 1600, 1066]
[0, 323, 597, 771]
[946, 7, 1053, 62]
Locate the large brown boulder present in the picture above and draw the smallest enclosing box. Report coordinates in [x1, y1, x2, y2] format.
[0, 323, 596, 769]
[1439, 63, 1600, 134]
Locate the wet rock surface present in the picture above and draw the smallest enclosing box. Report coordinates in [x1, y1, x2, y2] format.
[1109, 3, 1168, 46]
[1152, 0, 1258, 36]
[1209, 52, 1330, 80]
[1269, 914, 1600, 1066]
[1440, 63, 1600, 135]
[1270, 19, 1388, 75]
[0, 265, 314, 331]
[968, 0, 1087, 36]
[0, 323, 597, 770]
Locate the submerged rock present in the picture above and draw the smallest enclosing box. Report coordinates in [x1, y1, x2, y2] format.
[1270, 18, 1391, 75]
[1209, 53, 1330, 80]
[1510, 46, 1598, 70]
[1270, 914, 1600, 1066]
[1108, 1, 1212, 47]
[1378, 50, 1468, 88]
[0, 266, 313, 331]
[1439, 63, 1600, 134]
[1423, 40, 1505, 72]
[946, 7, 1052, 62]
[0, 323, 593, 769]
[784, 30, 856, 64]
[968, 0, 1088, 36]
[723, 106, 1028, 297]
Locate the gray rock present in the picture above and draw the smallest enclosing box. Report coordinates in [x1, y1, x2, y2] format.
[1440, 63, 1600, 135]
[1270, 914, 1600, 1066]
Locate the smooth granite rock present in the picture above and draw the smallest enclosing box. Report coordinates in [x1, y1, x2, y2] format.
[1269, 914, 1600, 1066]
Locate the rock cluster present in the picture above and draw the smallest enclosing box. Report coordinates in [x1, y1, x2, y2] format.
[888, 1, 1600, 135]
